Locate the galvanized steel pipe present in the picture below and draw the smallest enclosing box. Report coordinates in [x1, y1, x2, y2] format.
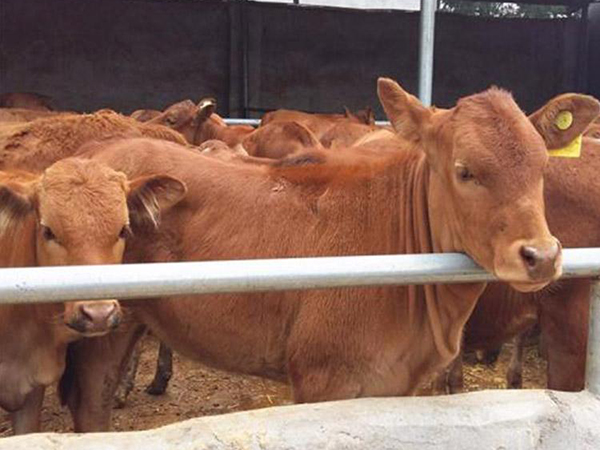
[223, 118, 392, 127]
[418, 0, 436, 106]
[0, 248, 599, 305]
[587, 279, 600, 395]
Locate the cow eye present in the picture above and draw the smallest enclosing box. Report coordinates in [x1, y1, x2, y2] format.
[119, 225, 132, 240]
[456, 165, 475, 182]
[41, 225, 56, 241]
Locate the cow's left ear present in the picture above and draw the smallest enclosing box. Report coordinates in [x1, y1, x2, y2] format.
[377, 78, 433, 143]
[529, 93, 600, 150]
[0, 175, 36, 235]
[127, 175, 187, 230]
[196, 98, 217, 123]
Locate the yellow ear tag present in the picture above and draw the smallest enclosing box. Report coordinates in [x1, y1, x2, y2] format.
[548, 134, 582, 158]
[555, 110, 573, 131]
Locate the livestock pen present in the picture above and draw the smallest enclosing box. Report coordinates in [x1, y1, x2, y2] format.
[1, 0, 600, 448]
[0, 249, 598, 448]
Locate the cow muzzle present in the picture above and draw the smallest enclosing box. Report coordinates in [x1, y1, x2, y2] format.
[65, 300, 122, 336]
[495, 237, 563, 293]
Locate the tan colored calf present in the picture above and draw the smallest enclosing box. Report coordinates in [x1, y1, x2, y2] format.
[0, 158, 186, 434]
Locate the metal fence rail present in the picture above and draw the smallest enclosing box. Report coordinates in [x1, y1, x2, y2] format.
[0, 248, 599, 304]
[223, 118, 392, 126]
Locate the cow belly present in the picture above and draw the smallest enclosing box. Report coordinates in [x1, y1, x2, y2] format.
[131, 295, 292, 378]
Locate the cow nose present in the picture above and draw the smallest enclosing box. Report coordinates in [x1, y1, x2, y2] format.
[73, 300, 122, 334]
[519, 240, 561, 281]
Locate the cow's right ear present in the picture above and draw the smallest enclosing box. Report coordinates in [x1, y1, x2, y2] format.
[0, 177, 35, 235]
[196, 98, 217, 122]
[127, 175, 187, 231]
[377, 78, 433, 143]
[529, 93, 600, 150]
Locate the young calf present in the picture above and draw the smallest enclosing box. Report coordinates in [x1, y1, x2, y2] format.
[0, 158, 186, 434]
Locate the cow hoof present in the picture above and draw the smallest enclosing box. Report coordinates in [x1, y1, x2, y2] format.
[507, 373, 523, 389]
[145, 381, 168, 396]
[113, 394, 128, 409]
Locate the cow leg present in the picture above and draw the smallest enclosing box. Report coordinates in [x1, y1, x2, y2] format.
[62, 321, 146, 432]
[10, 385, 45, 435]
[539, 279, 590, 391]
[506, 334, 526, 389]
[113, 341, 142, 408]
[145, 342, 173, 395]
[447, 351, 465, 394]
[432, 368, 449, 394]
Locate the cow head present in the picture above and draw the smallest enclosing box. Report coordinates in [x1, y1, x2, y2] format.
[378, 78, 599, 292]
[343, 106, 375, 125]
[144, 98, 222, 145]
[0, 158, 187, 337]
[144, 99, 199, 142]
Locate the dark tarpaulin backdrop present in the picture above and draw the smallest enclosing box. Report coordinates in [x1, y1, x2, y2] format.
[0, 0, 596, 117]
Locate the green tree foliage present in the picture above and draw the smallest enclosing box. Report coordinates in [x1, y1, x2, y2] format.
[438, 1, 575, 18]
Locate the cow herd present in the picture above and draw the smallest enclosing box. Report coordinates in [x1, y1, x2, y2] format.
[0, 80, 599, 436]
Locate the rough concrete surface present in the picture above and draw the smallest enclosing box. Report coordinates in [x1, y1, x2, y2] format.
[1, 389, 598, 450]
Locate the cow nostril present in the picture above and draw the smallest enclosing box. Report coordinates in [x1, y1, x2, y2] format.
[520, 246, 538, 268]
[80, 303, 117, 325]
[80, 305, 96, 323]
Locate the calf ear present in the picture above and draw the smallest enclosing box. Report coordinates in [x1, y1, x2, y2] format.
[196, 97, 217, 122]
[377, 78, 432, 143]
[127, 175, 187, 230]
[529, 93, 600, 150]
[0, 177, 35, 235]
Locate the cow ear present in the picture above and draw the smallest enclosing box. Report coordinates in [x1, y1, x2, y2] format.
[196, 98, 217, 122]
[127, 175, 187, 230]
[529, 93, 600, 150]
[377, 78, 432, 143]
[0, 177, 35, 235]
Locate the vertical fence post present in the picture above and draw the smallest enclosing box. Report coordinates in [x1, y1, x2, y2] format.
[418, 0, 436, 106]
[586, 278, 600, 395]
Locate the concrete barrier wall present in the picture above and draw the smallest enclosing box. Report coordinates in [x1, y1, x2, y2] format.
[2, 390, 598, 449]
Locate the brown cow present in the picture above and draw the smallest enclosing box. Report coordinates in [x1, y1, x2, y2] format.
[241, 121, 322, 159]
[141, 98, 324, 159]
[54, 78, 581, 432]
[0, 110, 186, 172]
[438, 106, 600, 394]
[0, 92, 53, 111]
[0, 158, 187, 434]
[144, 98, 255, 147]
[320, 122, 380, 149]
[261, 106, 375, 142]
[139, 104, 598, 401]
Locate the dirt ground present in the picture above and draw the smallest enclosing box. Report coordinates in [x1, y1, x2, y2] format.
[0, 335, 546, 436]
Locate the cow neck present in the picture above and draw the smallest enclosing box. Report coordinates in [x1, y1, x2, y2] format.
[394, 153, 486, 365]
[193, 116, 226, 145]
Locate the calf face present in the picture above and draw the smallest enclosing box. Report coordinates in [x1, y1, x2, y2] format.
[379, 79, 598, 292]
[0, 158, 187, 337]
